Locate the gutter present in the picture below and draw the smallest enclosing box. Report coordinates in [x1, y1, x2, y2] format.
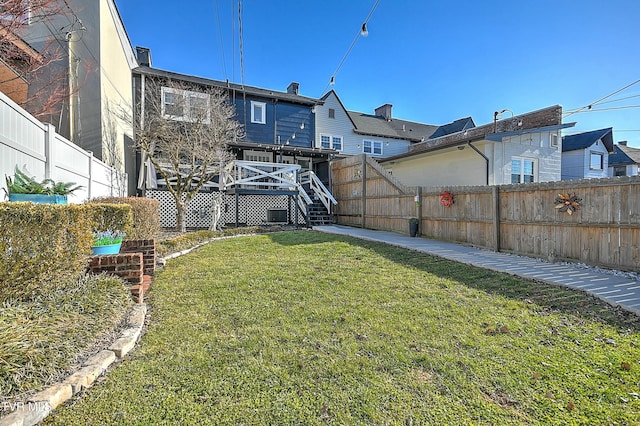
[467, 141, 489, 185]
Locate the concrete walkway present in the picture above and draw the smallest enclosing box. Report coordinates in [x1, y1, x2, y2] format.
[314, 225, 640, 316]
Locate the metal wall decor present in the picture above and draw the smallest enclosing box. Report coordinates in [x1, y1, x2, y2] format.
[555, 192, 582, 215]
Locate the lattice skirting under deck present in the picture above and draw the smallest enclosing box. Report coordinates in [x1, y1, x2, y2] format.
[146, 190, 306, 228]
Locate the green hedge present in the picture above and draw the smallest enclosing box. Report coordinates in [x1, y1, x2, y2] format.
[0, 203, 134, 301]
[86, 203, 134, 236]
[0, 203, 93, 301]
[90, 197, 160, 239]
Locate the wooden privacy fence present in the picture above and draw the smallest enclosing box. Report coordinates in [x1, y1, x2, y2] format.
[332, 154, 640, 272]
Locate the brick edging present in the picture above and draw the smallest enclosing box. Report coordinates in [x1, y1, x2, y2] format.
[0, 304, 148, 426]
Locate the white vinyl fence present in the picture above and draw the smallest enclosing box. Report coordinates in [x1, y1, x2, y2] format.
[0, 90, 125, 203]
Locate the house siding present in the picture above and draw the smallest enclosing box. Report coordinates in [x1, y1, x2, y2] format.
[495, 131, 561, 184]
[316, 92, 354, 155]
[562, 140, 609, 180]
[387, 148, 486, 187]
[232, 95, 314, 147]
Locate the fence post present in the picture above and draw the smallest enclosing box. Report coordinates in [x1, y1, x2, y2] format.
[361, 154, 367, 229]
[493, 185, 500, 252]
[44, 123, 55, 180]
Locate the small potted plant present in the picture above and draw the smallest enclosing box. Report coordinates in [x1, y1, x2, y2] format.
[91, 229, 126, 255]
[4, 166, 82, 204]
[409, 217, 419, 237]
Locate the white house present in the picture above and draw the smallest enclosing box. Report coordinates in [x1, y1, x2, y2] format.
[561, 128, 614, 181]
[379, 105, 574, 187]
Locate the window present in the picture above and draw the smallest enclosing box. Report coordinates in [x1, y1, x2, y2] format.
[332, 136, 342, 151]
[161, 87, 210, 123]
[251, 101, 266, 124]
[511, 157, 536, 184]
[321, 135, 331, 149]
[320, 134, 342, 151]
[590, 152, 603, 170]
[328, 108, 335, 119]
[613, 166, 626, 177]
[550, 133, 559, 148]
[363, 139, 382, 155]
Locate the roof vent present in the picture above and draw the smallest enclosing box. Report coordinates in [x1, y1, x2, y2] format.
[287, 82, 299, 95]
[375, 104, 392, 121]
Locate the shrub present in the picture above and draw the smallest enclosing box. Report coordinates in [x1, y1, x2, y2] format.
[0, 203, 93, 301]
[85, 203, 134, 237]
[90, 197, 160, 240]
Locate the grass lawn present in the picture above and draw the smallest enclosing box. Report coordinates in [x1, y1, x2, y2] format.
[46, 231, 640, 425]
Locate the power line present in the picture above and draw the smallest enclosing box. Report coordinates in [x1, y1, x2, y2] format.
[563, 79, 640, 117]
[565, 105, 640, 113]
[595, 93, 640, 106]
[213, 0, 228, 81]
[319, 0, 380, 96]
[238, 0, 245, 88]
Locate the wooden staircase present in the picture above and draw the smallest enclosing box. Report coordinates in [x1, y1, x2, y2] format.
[306, 199, 333, 226]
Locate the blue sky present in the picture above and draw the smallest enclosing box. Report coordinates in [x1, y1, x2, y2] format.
[115, 0, 640, 147]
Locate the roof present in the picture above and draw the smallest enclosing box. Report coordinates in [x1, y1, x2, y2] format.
[562, 128, 614, 153]
[133, 65, 320, 106]
[346, 111, 438, 142]
[381, 105, 568, 163]
[609, 144, 640, 166]
[429, 117, 475, 139]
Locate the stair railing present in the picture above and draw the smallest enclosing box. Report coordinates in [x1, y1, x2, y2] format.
[300, 171, 337, 213]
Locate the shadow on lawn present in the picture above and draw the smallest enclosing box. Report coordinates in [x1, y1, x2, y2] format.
[268, 231, 640, 331]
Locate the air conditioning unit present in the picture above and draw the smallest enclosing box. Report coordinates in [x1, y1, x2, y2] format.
[267, 209, 287, 223]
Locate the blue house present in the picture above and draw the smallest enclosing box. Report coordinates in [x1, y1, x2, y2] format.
[608, 141, 640, 177]
[132, 47, 334, 186]
[561, 128, 614, 180]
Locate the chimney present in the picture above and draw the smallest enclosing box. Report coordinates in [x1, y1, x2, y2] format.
[136, 46, 152, 67]
[287, 82, 299, 95]
[619, 141, 627, 146]
[375, 104, 392, 121]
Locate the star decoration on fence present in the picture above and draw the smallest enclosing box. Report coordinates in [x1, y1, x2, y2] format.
[554, 193, 582, 215]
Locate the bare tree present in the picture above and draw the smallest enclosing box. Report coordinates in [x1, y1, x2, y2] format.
[133, 78, 242, 232]
[0, 0, 87, 122]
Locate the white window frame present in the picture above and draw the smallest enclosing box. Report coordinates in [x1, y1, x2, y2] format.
[550, 133, 559, 148]
[320, 133, 342, 151]
[161, 87, 210, 123]
[511, 156, 537, 184]
[251, 101, 266, 124]
[589, 151, 604, 170]
[363, 139, 383, 156]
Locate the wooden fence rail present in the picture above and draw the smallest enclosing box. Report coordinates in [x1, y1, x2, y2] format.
[332, 154, 640, 272]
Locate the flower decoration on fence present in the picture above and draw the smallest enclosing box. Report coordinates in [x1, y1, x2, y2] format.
[554, 193, 582, 215]
[440, 191, 455, 207]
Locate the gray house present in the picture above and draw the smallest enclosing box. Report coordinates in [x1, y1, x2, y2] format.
[561, 128, 614, 181]
[315, 90, 474, 159]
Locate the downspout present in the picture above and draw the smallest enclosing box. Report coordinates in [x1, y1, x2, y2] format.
[467, 141, 489, 185]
